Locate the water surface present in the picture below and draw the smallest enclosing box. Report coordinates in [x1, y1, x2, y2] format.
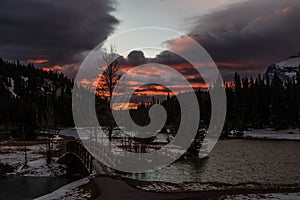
[0, 177, 74, 200]
[126, 140, 300, 185]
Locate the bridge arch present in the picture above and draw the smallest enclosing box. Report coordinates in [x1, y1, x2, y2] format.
[58, 140, 94, 176]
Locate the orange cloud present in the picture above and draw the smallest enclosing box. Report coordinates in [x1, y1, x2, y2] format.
[27, 59, 49, 64]
[190, 82, 208, 89]
[279, 5, 292, 14]
[112, 102, 139, 110]
[135, 90, 169, 96]
[80, 78, 99, 88]
[83, 62, 211, 104]
[167, 35, 198, 53]
[42, 65, 62, 72]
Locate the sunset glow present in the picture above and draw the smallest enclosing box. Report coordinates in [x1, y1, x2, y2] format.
[279, 5, 292, 14]
[27, 59, 49, 64]
[42, 65, 62, 72]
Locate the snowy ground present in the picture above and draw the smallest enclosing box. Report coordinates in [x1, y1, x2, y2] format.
[137, 182, 223, 192]
[0, 136, 95, 200]
[243, 129, 300, 140]
[35, 177, 91, 200]
[0, 136, 66, 177]
[223, 193, 300, 200]
[138, 182, 300, 199]
[136, 180, 279, 192]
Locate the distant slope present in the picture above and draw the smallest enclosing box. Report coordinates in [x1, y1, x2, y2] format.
[0, 58, 74, 133]
[276, 54, 300, 69]
[266, 53, 300, 84]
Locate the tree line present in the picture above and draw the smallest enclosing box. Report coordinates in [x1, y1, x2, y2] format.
[130, 72, 300, 138]
[224, 72, 300, 133]
[1, 57, 300, 140]
[0, 58, 74, 139]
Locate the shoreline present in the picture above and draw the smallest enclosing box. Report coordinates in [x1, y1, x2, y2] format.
[77, 175, 300, 200]
[120, 175, 300, 193]
[226, 136, 300, 141]
[2, 136, 300, 199]
[33, 174, 300, 200]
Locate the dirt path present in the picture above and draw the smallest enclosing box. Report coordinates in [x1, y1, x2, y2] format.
[93, 176, 219, 200]
[92, 176, 300, 200]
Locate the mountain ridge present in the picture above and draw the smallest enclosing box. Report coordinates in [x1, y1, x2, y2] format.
[266, 53, 300, 84]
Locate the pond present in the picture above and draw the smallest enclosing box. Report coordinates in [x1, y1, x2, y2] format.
[125, 139, 300, 185]
[0, 177, 75, 200]
[60, 129, 300, 186]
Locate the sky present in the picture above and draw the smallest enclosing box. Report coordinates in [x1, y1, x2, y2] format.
[98, 0, 250, 59]
[1, 0, 300, 100]
[113, 0, 247, 45]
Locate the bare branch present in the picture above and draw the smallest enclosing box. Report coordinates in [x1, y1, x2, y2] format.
[97, 44, 120, 102]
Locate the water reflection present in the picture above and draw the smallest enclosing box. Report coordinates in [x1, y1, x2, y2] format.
[123, 140, 300, 185]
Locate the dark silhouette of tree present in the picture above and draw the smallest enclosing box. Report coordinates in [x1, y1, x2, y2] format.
[96, 45, 120, 140]
[2, 57, 300, 145]
[0, 58, 74, 137]
[296, 73, 300, 128]
[270, 73, 287, 129]
[97, 45, 120, 101]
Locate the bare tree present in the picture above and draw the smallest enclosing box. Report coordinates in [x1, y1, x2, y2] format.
[97, 45, 120, 140]
[44, 97, 56, 165]
[22, 126, 28, 168]
[97, 45, 120, 101]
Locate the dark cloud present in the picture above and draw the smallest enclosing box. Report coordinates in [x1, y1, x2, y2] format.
[127, 51, 148, 66]
[170, 0, 300, 79]
[118, 50, 204, 90]
[0, 0, 119, 67]
[122, 50, 188, 66]
[152, 50, 187, 65]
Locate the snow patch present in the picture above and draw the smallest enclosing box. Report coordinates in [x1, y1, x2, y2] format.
[21, 76, 29, 82]
[137, 182, 260, 192]
[276, 56, 300, 69]
[243, 129, 300, 140]
[0, 140, 66, 177]
[35, 178, 90, 200]
[14, 158, 66, 177]
[7, 78, 17, 98]
[223, 192, 300, 200]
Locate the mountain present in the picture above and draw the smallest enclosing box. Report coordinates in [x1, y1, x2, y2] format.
[266, 53, 300, 84]
[0, 58, 74, 134]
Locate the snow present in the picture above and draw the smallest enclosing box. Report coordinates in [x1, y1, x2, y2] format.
[267, 54, 300, 83]
[276, 56, 300, 69]
[7, 78, 17, 98]
[35, 177, 90, 200]
[243, 129, 300, 140]
[1, 137, 92, 199]
[53, 134, 64, 141]
[137, 182, 214, 192]
[136, 182, 259, 192]
[21, 76, 29, 82]
[223, 193, 300, 200]
[14, 157, 66, 177]
[138, 182, 300, 199]
[0, 136, 66, 177]
[1, 144, 46, 166]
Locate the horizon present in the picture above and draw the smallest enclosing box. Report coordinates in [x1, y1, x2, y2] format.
[1, 0, 300, 106]
[1, 1, 300, 199]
